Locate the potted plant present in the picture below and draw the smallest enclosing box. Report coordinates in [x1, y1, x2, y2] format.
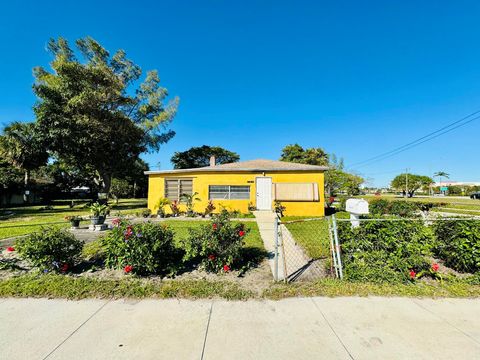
[203, 200, 216, 218]
[90, 202, 110, 225]
[156, 197, 170, 218]
[274, 201, 286, 218]
[65, 215, 82, 228]
[180, 192, 201, 217]
[170, 200, 180, 217]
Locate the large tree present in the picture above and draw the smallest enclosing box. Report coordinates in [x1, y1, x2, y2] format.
[280, 144, 329, 166]
[391, 173, 433, 197]
[171, 145, 240, 169]
[324, 154, 363, 196]
[279, 145, 363, 196]
[33, 37, 178, 195]
[0, 122, 49, 202]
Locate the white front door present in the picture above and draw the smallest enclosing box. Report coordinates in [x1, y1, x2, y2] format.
[256, 177, 272, 210]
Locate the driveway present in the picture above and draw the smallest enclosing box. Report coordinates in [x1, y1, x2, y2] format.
[1, 297, 479, 359]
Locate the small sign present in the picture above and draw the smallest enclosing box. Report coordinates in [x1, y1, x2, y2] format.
[440, 186, 448, 191]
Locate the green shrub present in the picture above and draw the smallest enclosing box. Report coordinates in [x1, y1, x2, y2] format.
[369, 199, 390, 215]
[183, 211, 248, 272]
[432, 220, 480, 273]
[369, 199, 418, 217]
[339, 220, 434, 283]
[16, 227, 83, 271]
[141, 208, 152, 218]
[369, 199, 445, 217]
[389, 201, 418, 217]
[103, 221, 180, 275]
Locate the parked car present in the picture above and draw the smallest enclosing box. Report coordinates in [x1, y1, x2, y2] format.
[470, 192, 480, 199]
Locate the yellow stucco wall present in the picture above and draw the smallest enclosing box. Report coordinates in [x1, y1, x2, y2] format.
[147, 171, 325, 217]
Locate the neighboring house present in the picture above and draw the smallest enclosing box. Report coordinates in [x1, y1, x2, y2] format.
[145, 158, 327, 216]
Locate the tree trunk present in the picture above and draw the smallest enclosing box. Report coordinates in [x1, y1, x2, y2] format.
[93, 170, 112, 204]
[23, 170, 30, 203]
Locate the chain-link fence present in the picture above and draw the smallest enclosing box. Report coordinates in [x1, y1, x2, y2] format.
[276, 214, 480, 283]
[275, 217, 331, 282]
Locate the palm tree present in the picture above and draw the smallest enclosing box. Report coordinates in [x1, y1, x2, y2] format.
[434, 171, 450, 194]
[180, 192, 201, 216]
[0, 122, 48, 203]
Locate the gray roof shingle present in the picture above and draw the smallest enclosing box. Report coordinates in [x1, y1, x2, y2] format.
[145, 159, 328, 175]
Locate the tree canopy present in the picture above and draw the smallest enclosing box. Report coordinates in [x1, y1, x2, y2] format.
[279, 144, 329, 166]
[324, 154, 363, 196]
[391, 173, 433, 197]
[171, 145, 240, 169]
[33, 37, 178, 194]
[279, 144, 363, 196]
[0, 121, 49, 202]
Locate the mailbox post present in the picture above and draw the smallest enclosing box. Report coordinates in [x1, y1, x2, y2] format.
[345, 199, 369, 228]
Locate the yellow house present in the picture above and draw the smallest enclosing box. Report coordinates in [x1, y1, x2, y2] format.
[145, 159, 327, 217]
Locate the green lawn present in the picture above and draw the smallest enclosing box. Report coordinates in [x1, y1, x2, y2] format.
[1, 274, 479, 300]
[283, 218, 330, 259]
[0, 199, 147, 239]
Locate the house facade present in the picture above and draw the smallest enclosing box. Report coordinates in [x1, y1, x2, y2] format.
[145, 159, 327, 216]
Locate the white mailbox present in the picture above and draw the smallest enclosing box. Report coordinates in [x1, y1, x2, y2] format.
[346, 199, 369, 215]
[345, 199, 369, 228]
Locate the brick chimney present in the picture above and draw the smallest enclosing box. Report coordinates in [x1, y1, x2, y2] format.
[209, 155, 216, 167]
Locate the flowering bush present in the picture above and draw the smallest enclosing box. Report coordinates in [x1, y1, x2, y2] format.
[339, 220, 434, 283]
[102, 221, 180, 275]
[16, 227, 83, 272]
[182, 211, 248, 272]
[432, 220, 480, 273]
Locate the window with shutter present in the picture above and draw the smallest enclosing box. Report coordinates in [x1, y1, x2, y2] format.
[273, 183, 319, 201]
[165, 179, 193, 201]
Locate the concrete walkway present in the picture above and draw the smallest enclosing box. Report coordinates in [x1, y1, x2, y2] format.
[253, 211, 321, 281]
[1, 297, 479, 359]
[253, 210, 285, 280]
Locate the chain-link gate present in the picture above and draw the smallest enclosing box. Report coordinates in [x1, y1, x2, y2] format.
[275, 216, 333, 282]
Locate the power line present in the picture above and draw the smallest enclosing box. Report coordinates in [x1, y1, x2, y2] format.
[348, 109, 480, 169]
[357, 114, 480, 168]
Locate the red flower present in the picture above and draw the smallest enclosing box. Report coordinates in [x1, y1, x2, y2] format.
[223, 264, 230, 272]
[124, 265, 133, 273]
[431, 263, 439, 272]
[212, 223, 218, 230]
[409, 270, 416, 279]
[124, 226, 134, 239]
[61, 263, 69, 272]
[238, 230, 245, 237]
[208, 254, 216, 261]
[112, 218, 121, 227]
[6, 247, 14, 252]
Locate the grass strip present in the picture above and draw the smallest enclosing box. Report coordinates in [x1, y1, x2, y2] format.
[1, 274, 480, 300]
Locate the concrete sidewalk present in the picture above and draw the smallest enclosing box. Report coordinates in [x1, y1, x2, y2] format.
[1, 297, 479, 359]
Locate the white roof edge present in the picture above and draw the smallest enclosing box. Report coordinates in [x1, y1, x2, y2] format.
[144, 166, 329, 175]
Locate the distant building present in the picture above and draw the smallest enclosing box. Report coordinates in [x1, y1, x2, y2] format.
[433, 181, 480, 187]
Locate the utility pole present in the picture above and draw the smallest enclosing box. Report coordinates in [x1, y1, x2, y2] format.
[405, 168, 409, 198]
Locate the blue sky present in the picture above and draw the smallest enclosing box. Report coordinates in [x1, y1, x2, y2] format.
[1, 1, 480, 187]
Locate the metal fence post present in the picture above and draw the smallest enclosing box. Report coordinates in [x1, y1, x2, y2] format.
[332, 214, 343, 279]
[274, 216, 279, 281]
